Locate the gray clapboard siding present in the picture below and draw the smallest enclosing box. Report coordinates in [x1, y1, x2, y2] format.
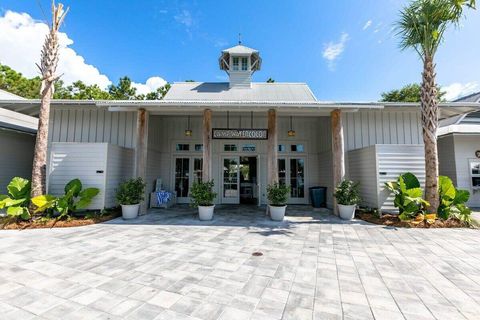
[48, 142, 134, 210]
[49, 108, 137, 148]
[348, 144, 425, 212]
[0, 130, 35, 190]
[438, 135, 457, 185]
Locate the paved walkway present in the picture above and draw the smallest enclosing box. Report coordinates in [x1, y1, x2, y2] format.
[0, 205, 479, 320]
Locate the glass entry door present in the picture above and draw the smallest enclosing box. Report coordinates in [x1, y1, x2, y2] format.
[278, 157, 306, 204]
[174, 157, 203, 203]
[222, 157, 240, 204]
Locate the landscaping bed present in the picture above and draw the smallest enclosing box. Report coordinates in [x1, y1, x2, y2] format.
[1, 209, 120, 230]
[356, 211, 471, 228]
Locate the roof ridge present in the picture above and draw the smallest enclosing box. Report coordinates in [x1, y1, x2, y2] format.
[454, 91, 480, 102]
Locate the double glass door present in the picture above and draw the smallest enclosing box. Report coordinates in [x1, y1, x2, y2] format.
[174, 157, 202, 203]
[278, 157, 306, 203]
[222, 156, 259, 204]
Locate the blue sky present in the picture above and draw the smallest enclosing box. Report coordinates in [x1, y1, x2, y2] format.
[0, 0, 479, 100]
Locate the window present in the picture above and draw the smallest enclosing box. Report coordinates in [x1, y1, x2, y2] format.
[290, 158, 305, 198]
[278, 145, 286, 152]
[291, 144, 305, 152]
[224, 144, 238, 152]
[242, 144, 256, 152]
[241, 57, 248, 71]
[176, 144, 190, 151]
[278, 159, 286, 186]
[232, 57, 239, 71]
[195, 144, 203, 152]
[471, 160, 480, 188]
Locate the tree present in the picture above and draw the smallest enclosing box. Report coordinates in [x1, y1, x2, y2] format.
[145, 83, 171, 100]
[54, 80, 112, 100]
[396, 0, 475, 213]
[31, 1, 68, 198]
[266, 78, 275, 83]
[108, 76, 137, 100]
[381, 83, 445, 102]
[0, 64, 41, 98]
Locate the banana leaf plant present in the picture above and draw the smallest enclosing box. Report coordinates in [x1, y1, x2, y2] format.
[438, 176, 471, 221]
[384, 172, 429, 221]
[0, 177, 32, 220]
[32, 179, 100, 218]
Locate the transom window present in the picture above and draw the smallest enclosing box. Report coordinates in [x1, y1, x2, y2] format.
[291, 144, 305, 152]
[242, 144, 256, 152]
[195, 144, 203, 152]
[176, 144, 190, 151]
[232, 57, 239, 71]
[224, 144, 238, 152]
[278, 145, 286, 152]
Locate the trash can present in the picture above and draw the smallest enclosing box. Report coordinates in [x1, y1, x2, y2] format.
[309, 186, 327, 208]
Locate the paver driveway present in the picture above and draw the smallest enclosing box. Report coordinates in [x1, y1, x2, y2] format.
[0, 206, 479, 320]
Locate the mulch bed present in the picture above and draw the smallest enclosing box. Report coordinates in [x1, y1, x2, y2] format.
[356, 211, 468, 228]
[1, 210, 121, 230]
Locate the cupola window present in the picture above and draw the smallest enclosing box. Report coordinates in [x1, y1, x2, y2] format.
[241, 57, 248, 71]
[232, 57, 239, 71]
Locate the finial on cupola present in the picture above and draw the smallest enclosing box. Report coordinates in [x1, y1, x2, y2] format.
[238, 33, 242, 45]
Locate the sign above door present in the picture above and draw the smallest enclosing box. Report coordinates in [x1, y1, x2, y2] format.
[212, 129, 268, 140]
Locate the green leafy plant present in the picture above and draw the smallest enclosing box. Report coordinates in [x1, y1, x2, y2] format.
[267, 182, 290, 206]
[385, 172, 429, 221]
[438, 176, 471, 221]
[115, 178, 145, 205]
[334, 180, 361, 206]
[0, 177, 32, 220]
[190, 180, 217, 207]
[32, 179, 100, 219]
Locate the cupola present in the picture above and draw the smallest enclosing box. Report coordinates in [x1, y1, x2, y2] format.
[219, 42, 261, 88]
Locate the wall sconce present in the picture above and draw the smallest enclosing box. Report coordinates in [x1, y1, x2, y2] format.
[184, 115, 192, 136]
[288, 116, 296, 137]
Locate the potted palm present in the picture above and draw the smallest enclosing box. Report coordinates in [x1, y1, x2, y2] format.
[190, 180, 217, 221]
[116, 178, 146, 219]
[334, 180, 361, 220]
[267, 182, 290, 221]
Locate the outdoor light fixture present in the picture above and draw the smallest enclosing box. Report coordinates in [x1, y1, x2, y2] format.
[288, 116, 296, 137]
[184, 115, 192, 136]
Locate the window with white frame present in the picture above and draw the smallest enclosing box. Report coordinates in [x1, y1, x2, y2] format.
[241, 57, 248, 71]
[232, 57, 239, 71]
[224, 144, 238, 152]
[470, 160, 480, 188]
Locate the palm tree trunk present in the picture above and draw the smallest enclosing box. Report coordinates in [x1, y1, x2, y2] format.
[420, 56, 439, 213]
[30, 2, 67, 199]
[31, 84, 53, 197]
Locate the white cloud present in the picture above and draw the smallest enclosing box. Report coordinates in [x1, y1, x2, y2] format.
[0, 10, 111, 89]
[174, 10, 193, 28]
[133, 76, 167, 95]
[322, 33, 349, 70]
[363, 20, 372, 30]
[442, 82, 479, 101]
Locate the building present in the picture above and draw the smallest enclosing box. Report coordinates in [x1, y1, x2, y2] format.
[438, 92, 480, 207]
[0, 45, 478, 212]
[0, 89, 37, 190]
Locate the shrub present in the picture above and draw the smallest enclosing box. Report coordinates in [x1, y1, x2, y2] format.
[334, 180, 361, 206]
[190, 180, 217, 207]
[116, 178, 146, 205]
[438, 176, 471, 222]
[32, 178, 100, 219]
[267, 182, 290, 206]
[385, 172, 428, 221]
[0, 177, 32, 220]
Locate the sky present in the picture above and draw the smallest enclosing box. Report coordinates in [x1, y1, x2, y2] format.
[0, 0, 479, 101]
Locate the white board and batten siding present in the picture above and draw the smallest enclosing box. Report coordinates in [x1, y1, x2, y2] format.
[348, 144, 425, 213]
[48, 142, 134, 210]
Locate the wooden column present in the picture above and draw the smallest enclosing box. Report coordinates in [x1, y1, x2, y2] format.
[331, 109, 345, 216]
[202, 109, 212, 182]
[135, 108, 149, 214]
[267, 109, 278, 185]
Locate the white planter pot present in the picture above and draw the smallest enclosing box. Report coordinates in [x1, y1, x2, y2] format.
[269, 205, 287, 221]
[198, 205, 214, 221]
[338, 204, 356, 220]
[121, 204, 140, 220]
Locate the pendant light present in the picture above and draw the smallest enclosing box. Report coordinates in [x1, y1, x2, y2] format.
[288, 116, 296, 137]
[184, 115, 192, 136]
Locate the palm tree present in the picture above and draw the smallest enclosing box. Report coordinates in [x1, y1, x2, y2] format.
[31, 1, 68, 198]
[396, 0, 475, 213]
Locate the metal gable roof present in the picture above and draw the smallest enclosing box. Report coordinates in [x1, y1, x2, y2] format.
[221, 44, 258, 55]
[163, 82, 317, 102]
[454, 91, 480, 103]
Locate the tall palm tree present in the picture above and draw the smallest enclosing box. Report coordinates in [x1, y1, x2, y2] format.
[31, 1, 68, 198]
[396, 0, 475, 213]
